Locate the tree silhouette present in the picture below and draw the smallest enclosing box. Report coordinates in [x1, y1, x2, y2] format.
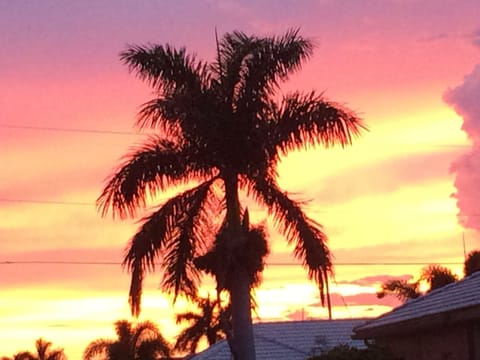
[82, 320, 170, 360]
[98, 29, 364, 359]
[3, 339, 66, 360]
[378, 265, 458, 302]
[464, 250, 480, 276]
[174, 295, 231, 355]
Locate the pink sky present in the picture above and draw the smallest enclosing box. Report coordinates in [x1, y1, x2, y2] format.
[1, 0, 480, 358]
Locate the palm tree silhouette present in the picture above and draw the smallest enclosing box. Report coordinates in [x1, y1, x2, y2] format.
[83, 320, 170, 360]
[3, 338, 66, 360]
[98, 28, 364, 359]
[174, 295, 231, 355]
[378, 265, 458, 302]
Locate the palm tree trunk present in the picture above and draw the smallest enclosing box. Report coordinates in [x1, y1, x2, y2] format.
[224, 172, 256, 360]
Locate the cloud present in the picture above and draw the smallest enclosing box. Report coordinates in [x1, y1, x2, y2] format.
[339, 274, 413, 287]
[444, 64, 480, 231]
[417, 33, 448, 43]
[310, 149, 458, 205]
[329, 292, 401, 308]
[285, 292, 402, 315]
[464, 28, 480, 48]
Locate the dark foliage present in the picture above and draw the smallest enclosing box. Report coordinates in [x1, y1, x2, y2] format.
[464, 250, 480, 276]
[174, 296, 231, 355]
[83, 320, 170, 360]
[377, 264, 458, 302]
[2, 339, 66, 360]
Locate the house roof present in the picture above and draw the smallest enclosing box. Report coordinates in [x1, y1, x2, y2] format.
[353, 271, 480, 338]
[190, 318, 367, 360]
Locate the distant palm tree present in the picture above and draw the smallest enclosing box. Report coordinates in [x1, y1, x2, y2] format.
[83, 320, 170, 360]
[378, 265, 458, 302]
[464, 250, 480, 276]
[377, 279, 420, 302]
[3, 339, 66, 360]
[174, 296, 231, 355]
[98, 28, 364, 360]
[420, 264, 458, 290]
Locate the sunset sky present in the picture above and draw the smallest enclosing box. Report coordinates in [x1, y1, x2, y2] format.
[2, 0, 480, 358]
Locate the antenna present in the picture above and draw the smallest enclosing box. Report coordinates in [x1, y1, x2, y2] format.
[463, 232, 467, 260]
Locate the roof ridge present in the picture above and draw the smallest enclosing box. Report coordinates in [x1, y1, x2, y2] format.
[254, 317, 370, 326]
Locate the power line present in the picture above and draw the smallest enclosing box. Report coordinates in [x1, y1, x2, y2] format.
[2, 198, 480, 217]
[2, 197, 480, 218]
[0, 123, 472, 148]
[0, 123, 145, 136]
[0, 198, 94, 207]
[0, 260, 464, 266]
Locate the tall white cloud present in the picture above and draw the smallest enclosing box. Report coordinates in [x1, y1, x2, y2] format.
[444, 64, 480, 231]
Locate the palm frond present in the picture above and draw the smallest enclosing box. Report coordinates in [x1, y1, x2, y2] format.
[174, 296, 228, 353]
[12, 353, 34, 360]
[35, 339, 51, 360]
[213, 31, 261, 103]
[97, 136, 212, 219]
[215, 29, 312, 107]
[123, 179, 216, 316]
[244, 175, 332, 304]
[120, 44, 209, 97]
[269, 91, 365, 156]
[82, 339, 112, 360]
[176, 312, 201, 324]
[238, 28, 313, 105]
[45, 351, 65, 360]
[420, 265, 457, 291]
[377, 279, 420, 302]
[137, 338, 171, 359]
[174, 320, 205, 354]
[136, 97, 185, 136]
[131, 321, 170, 357]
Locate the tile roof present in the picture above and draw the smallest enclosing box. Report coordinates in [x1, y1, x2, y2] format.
[354, 271, 480, 335]
[190, 318, 367, 360]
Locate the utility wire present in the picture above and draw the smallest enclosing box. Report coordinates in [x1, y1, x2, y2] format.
[0, 123, 472, 148]
[0, 123, 144, 136]
[0, 198, 94, 207]
[0, 260, 464, 266]
[1, 197, 478, 217]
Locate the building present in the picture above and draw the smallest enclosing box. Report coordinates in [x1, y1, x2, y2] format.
[190, 318, 367, 360]
[353, 271, 480, 360]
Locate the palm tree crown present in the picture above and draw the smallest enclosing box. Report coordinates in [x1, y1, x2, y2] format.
[174, 296, 231, 355]
[4, 339, 66, 360]
[83, 320, 170, 360]
[98, 29, 364, 359]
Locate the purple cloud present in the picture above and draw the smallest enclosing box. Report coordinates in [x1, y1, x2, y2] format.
[339, 274, 413, 287]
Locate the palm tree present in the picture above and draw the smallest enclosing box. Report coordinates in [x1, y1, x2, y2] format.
[174, 295, 231, 355]
[376, 279, 420, 302]
[4, 339, 66, 360]
[420, 264, 458, 290]
[464, 250, 480, 276]
[377, 265, 458, 302]
[97, 29, 364, 360]
[83, 320, 170, 360]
